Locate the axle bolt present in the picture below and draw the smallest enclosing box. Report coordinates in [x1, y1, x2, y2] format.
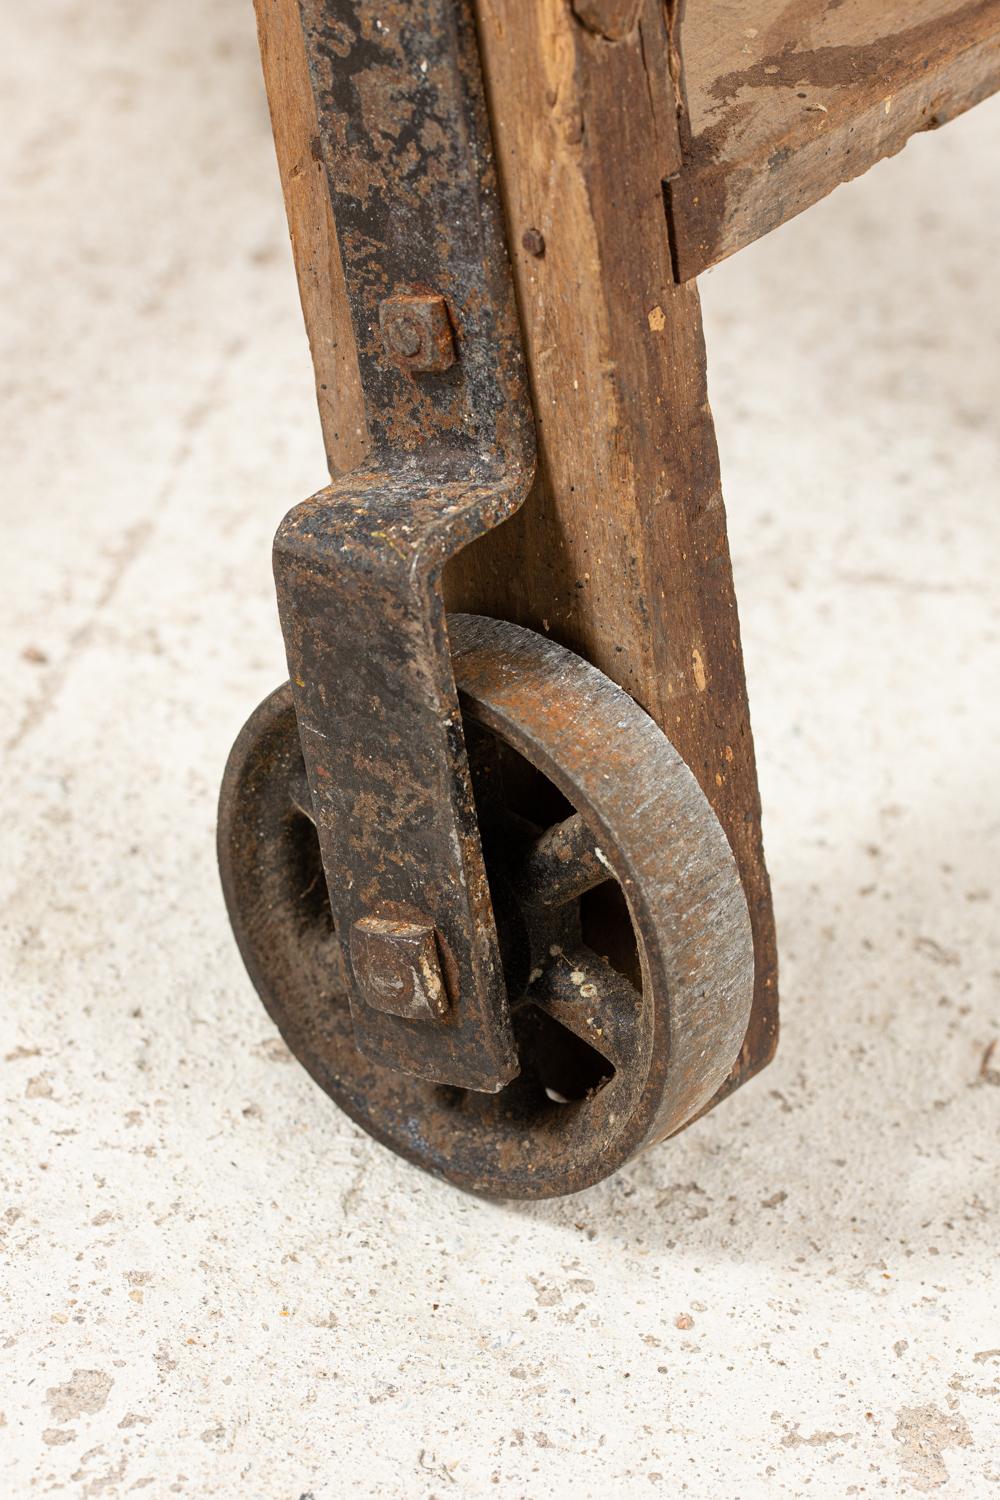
[350, 915, 451, 1022]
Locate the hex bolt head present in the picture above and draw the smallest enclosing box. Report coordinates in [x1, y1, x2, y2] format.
[521, 227, 546, 258]
[387, 315, 422, 358]
[350, 915, 451, 1022]
[379, 293, 456, 373]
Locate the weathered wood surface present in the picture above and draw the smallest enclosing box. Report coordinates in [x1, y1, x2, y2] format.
[252, 0, 779, 1109]
[571, 0, 643, 41]
[253, 0, 368, 473]
[668, 0, 1000, 280]
[451, 0, 778, 1102]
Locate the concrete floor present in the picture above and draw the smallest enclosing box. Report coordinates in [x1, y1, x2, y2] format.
[3, 3, 999, 1496]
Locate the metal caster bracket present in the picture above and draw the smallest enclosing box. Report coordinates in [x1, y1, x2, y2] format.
[220, 0, 780, 1196]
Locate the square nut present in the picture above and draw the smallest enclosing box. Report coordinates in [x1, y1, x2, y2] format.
[350, 916, 450, 1022]
[378, 293, 456, 373]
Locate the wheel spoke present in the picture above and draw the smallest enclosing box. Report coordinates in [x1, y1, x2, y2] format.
[289, 763, 314, 822]
[528, 945, 642, 1071]
[512, 813, 611, 909]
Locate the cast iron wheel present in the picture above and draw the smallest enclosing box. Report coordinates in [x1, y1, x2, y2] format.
[218, 614, 754, 1198]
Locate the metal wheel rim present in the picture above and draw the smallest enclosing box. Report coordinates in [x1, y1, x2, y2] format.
[218, 615, 753, 1198]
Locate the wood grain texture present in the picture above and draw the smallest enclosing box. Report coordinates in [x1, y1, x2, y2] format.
[668, 0, 1000, 280]
[571, 0, 643, 40]
[253, 0, 369, 472]
[447, 0, 778, 1100]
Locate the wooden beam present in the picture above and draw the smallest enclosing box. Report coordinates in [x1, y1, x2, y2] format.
[253, 0, 368, 473]
[668, 0, 1000, 281]
[449, 0, 778, 1103]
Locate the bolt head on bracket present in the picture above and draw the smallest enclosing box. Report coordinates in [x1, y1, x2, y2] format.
[379, 293, 456, 373]
[350, 915, 451, 1022]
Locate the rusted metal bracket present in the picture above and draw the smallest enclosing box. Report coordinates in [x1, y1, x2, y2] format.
[272, 0, 535, 1092]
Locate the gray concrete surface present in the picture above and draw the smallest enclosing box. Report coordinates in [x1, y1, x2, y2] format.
[3, 3, 999, 1496]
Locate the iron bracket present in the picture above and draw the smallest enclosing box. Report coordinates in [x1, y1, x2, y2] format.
[272, 0, 536, 1091]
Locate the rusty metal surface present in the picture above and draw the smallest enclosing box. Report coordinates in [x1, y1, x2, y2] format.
[350, 916, 450, 1022]
[511, 812, 606, 911]
[272, 0, 535, 1091]
[379, 292, 456, 373]
[218, 616, 754, 1199]
[295, 0, 533, 459]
